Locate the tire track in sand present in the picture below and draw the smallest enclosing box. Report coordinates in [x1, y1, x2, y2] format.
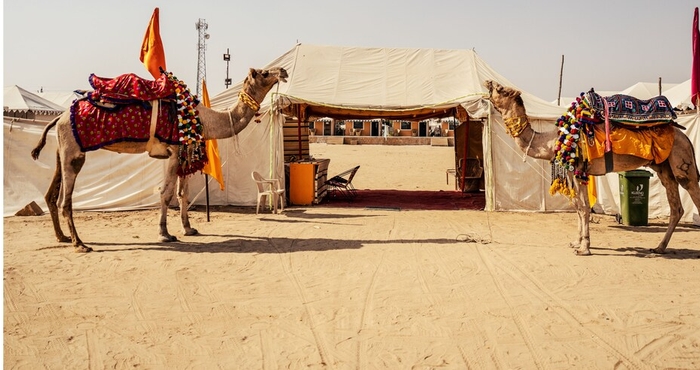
[486, 246, 653, 370]
[355, 249, 386, 369]
[267, 236, 334, 368]
[438, 214, 506, 369]
[476, 244, 547, 369]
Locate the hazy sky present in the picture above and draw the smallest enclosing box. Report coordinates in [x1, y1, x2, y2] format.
[3, 0, 698, 102]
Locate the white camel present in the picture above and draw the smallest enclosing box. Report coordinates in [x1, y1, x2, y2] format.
[485, 80, 700, 255]
[31, 67, 288, 252]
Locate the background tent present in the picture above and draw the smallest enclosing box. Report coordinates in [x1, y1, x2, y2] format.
[37, 90, 80, 109]
[3, 85, 65, 116]
[664, 79, 696, 111]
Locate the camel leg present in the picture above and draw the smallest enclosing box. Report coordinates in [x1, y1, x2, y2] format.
[158, 156, 179, 242]
[177, 176, 198, 236]
[651, 139, 700, 253]
[59, 151, 91, 253]
[571, 178, 591, 256]
[45, 151, 71, 243]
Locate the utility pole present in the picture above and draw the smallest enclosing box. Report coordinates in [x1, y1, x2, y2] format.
[223, 48, 232, 89]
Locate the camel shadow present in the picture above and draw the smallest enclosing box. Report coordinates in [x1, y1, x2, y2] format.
[86, 234, 465, 254]
[608, 222, 700, 234]
[589, 246, 700, 259]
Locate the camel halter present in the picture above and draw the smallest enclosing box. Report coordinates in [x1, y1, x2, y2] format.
[238, 90, 260, 112]
[504, 116, 529, 137]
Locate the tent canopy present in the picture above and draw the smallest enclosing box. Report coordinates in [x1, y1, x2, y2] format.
[3, 85, 65, 115]
[210, 44, 565, 122]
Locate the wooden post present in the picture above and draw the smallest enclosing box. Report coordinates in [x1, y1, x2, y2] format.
[557, 55, 564, 106]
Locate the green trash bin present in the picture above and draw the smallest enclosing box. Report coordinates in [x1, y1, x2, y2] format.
[618, 170, 653, 226]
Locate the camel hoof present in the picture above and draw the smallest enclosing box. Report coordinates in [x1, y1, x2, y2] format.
[650, 248, 666, 254]
[184, 228, 199, 236]
[159, 235, 178, 242]
[574, 249, 592, 256]
[74, 245, 93, 253]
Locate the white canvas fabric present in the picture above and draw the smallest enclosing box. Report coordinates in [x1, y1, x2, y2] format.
[3, 118, 166, 216]
[4, 43, 698, 222]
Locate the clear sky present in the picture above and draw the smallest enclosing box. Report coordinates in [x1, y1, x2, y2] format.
[3, 0, 698, 102]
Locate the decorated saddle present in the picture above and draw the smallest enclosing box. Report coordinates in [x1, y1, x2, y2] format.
[549, 90, 677, 198]
[584, 90, 677, 127]
[70, 71, 207, 176]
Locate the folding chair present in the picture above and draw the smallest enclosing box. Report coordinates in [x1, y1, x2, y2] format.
[325, 165, 360, 200]
[251, 171, 286, 214]
[456, 158, 483, 193]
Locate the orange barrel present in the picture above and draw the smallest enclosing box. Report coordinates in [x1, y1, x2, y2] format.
[289, 162, 315, 205]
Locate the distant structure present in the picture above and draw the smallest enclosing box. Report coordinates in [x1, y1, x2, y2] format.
[195, 18, 209, 97]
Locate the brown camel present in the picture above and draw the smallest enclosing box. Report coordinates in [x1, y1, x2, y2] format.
[31, 67, 288, 252]
[485, 80, 700, 255]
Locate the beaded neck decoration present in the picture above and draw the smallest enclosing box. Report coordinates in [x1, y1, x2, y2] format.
[550, 92, 597, 198]
[163, 70, 207, 177]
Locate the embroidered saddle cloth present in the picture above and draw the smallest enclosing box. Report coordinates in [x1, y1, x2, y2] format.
[585, 123, 675, 164]
[584, 90, 677, 126]
[71, 73, 180, 151]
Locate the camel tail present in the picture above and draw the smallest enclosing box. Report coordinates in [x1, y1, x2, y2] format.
[31, 116, 60, 160]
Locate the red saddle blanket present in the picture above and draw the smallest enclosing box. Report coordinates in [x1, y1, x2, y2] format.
[70, 73, 181, 151]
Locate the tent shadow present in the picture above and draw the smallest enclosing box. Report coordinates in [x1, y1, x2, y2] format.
[86, 235, 468, 254]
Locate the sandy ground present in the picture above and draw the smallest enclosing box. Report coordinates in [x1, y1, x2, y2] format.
[4, 143, 700, 369]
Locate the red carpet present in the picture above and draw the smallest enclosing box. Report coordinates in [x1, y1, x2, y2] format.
[317, 189, 485, 211]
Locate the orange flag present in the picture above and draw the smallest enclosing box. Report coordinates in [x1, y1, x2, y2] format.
[201, 80, 225, 190]
[139, 8, 166, 79]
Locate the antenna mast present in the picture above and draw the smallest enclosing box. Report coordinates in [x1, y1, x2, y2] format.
[195, 18, 209, 97]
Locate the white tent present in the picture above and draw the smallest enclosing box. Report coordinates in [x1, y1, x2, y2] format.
[664, 79, 696, 111]
[617, 82, 678, 99]
[37, 90, 81, 109]
[4, 85, 65, 115]
[5, 43, 698, 222]
[205, 43, 572, 212]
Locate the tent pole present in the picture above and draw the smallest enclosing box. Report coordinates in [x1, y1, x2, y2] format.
[205, 175, 210, 222]
[557, 55, 564, 106]
[188, 160, 228, 211]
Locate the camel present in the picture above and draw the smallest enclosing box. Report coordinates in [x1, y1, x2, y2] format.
[484, 80, 700, 255]
[31, 67, 288, 252]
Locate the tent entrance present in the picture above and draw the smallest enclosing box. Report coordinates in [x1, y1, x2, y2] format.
[453, 119, 485, 192]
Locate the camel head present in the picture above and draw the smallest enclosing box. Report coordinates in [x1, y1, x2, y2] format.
[245, 67, 288, 92]
[484, 80, 524, 113]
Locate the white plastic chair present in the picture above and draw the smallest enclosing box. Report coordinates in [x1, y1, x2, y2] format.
[251, 171, 285, 214]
